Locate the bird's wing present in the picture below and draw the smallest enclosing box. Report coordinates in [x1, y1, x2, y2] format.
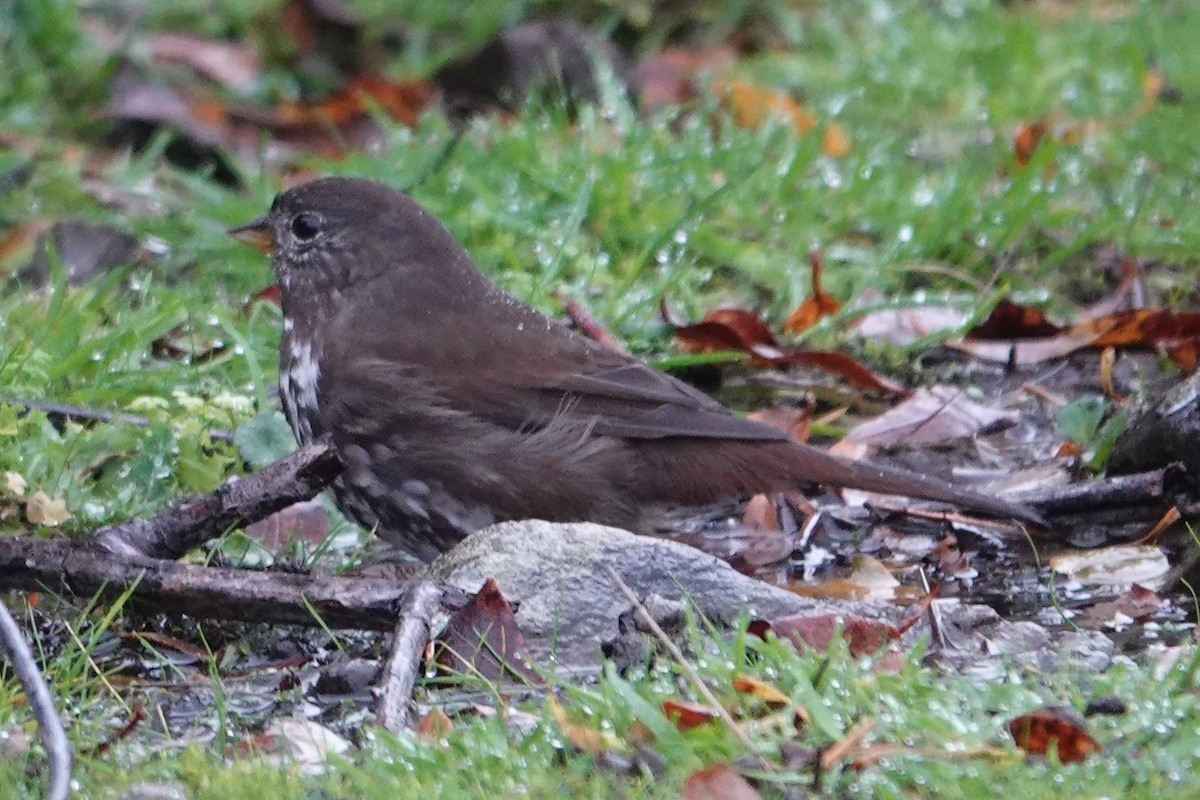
[326, 276, 789, 443]
[441, 330, 791, 442]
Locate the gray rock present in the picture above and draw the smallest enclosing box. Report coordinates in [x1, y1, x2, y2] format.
[425, 520, 868, 670]
[427, 520, 1117, 677]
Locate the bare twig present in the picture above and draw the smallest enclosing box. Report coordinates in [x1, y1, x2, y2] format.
[1015, 464, 1187, 516]
[0, 600, 72, 800]
[89, 441, 343, 560]
[376, 581, 446, 732]
[602, 563, 771, 770]
[0, 535, 458, 630]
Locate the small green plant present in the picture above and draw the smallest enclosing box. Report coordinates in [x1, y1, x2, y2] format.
[1055, 395, 1130, 471]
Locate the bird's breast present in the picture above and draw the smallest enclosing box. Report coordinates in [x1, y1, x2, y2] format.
[279, 331, 322, 444]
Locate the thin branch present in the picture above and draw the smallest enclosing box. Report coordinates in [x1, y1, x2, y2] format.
[0, 535, 457, 630]
[0, 600, 72, 800]
[89, 441, 343, 560]
[376, 581, 446, 732]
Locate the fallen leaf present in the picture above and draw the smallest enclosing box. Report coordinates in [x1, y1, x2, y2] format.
[747, 404, 812, 442]
[4, 471, 26, 496]
[1013, 121, 1049, 168]
[635, 46, 737, 109]
[662, 299, 909, 394]
[124, 631, 210, 661]
[731, 676, 789, 707]
[852, 303, 966, 346]
[783, 249, 841, 333]
[740, 493, 780, 532]
[548, 696, 624, 754]
[781, 350, 909, 396]
[26, 491, 67, 527]
[560, 294, 628, 353]
[246, 499, 330, 550]
[713, 78, 815, 135]
[415, 708, 454, 743]
[822, 122, 851, 157]
[144, 32, 262, 90]
[844, 386, 1018, 446]
[1079, 584, 1162, 629]
[965, 299, 1062, 340]
[1050, 545, 1170, 589]
[254, 718, 351, 776]
[271, 74, 435, 135]
[663, 300, 784, 360]
[751, 612, 898, 658]
[1008, 706, 1102, 763]
[788, 556, 906, 603]
[662, 698, 720, 731]
[954, 302, 1200, 371]
[431, 578, 542, 683]
[682, 763, 763, 800]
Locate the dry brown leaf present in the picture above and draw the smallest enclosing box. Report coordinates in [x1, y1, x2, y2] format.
[682, 763, 764, 800]
[1009, 706, 1102, 763]
[844, 386, 1018, 447]
[731, 676, 789, 707]
[415, 708, 454, 743]
[548, 696, 624, 754]
[752, 611, 899, 658]
[713, 78, 815, 135]
[783, 249, 841, 333]
[662, 698, 720, 731]
[431, 578, 542, 683]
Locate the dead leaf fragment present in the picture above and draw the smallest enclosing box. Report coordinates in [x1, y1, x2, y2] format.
[662, 698, 720, 731]
[662, 299, 909, 394]
[548, 696, 624, 754]
[752, 612, 898, 658]
[26, 491, 67, 527]
[852, 303, 966, 346]
[415, 708, 454, 743]
[740, 493, 780, 532]
[731, 676, 789, 707]
[682, 763, 764, 800]
[4, 471, 26, 496]
[1050, 545, 1170, 589]
[844, 386, 1018, 447]
[783, 249, 841, 333]
[713, 79, 815, 135]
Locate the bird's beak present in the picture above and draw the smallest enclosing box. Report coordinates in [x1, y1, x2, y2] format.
[227, 217, 276, 254]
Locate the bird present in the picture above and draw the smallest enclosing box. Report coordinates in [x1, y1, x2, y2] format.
[229, 176, 1043, 560]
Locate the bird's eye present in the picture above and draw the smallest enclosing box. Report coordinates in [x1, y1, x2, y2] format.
[290, 213, 322, 241]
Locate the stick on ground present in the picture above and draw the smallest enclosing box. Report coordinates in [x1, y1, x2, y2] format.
[376, 581, 447, 732]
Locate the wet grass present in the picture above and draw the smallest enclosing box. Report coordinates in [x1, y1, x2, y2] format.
[3, 609, 1200, 799]
[2, 0, 1200, 796]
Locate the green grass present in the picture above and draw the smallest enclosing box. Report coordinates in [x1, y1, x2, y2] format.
[3, 608, 1200, 799]
[2, 0, 1200, 796]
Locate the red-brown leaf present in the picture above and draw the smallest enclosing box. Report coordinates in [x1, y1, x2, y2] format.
[1009, 706, 1103, 763]
[431, 578, 542, 684]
